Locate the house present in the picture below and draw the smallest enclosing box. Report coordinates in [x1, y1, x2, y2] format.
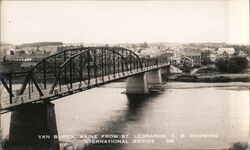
[217, 48, 235, 58]
[179, 56, 193, 68]
[160, 49, 176, 58]
[4, 54, 49, 62]
[183, 50, 201, 67]
[170, 59, 178, 66]
[140, 48, 159, 57]
[209, 53, 217, 62]
[200, 47, 216, 52]
[237, 50, 247, 57]
[20, 62, 37, 70]
[0, 44, 14, 55]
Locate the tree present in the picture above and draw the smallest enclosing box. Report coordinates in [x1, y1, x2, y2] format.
[215, 58, 228, 73]
[201, 51, 211, 65]
[227, 61, 242, 73]
[3, 56, 6, 65]
[215, 57, 248, 73]
[139, 42, 148, 49]
[182, 61, 191, 73]
[230, 57, 248, 69]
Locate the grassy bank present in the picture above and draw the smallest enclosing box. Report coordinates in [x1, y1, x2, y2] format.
[168, 74, 250, 82]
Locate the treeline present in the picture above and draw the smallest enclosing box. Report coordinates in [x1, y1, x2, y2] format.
[19, 42, 63, 47]
[215, 57, 248, 73]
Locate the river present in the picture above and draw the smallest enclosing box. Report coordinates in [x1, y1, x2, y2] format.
[1, 82, 249, 149]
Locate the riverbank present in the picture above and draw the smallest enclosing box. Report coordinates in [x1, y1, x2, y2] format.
[101, 81, 250, 91]
[165, 82, 250, 90]
[167, 73, 250, 83]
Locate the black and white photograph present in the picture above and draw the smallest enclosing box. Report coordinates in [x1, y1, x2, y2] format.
[0, 0, 249, 149]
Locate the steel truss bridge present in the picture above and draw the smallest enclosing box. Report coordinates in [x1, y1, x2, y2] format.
[0, 47, 169, 113]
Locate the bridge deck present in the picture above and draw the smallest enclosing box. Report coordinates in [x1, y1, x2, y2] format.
[1, 64, 169, 113]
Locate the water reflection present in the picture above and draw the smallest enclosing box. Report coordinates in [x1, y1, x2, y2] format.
[75, 93, 161, 150]
[126, 94, 161, 121]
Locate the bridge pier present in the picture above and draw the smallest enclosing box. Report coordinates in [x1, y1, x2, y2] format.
[8, 102, 59, 150]
[146, 69, 162, 86]
[160, 66, 171, 81]
[126, 73, 149, 94]
[126, 68, 166, 94]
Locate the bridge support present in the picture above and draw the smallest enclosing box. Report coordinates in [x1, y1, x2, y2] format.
[126, 68, 166, 94]
[8, 102, 59, 150]
[159, 65, 171, 82]
[126, 73, 149, 94]
[146, 69, 162, 86]
[161, 65, 170, 75]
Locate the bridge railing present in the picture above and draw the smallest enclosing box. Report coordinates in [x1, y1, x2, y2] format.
[141, 57, 169, 69]
[0, 72, 31, 108]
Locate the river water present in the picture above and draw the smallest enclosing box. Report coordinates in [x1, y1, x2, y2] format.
[1, 82, 249, 149]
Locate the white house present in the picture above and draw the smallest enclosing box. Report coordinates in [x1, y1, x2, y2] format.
[217, 48, 235, 58]
[209, 53, 217, 62]
[238, 50, 247, 57]
[140, 48, 159, 57]
[200, 47, 216, 52]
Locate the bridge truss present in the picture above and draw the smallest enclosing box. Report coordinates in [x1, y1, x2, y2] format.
[0, 47, 168, 112]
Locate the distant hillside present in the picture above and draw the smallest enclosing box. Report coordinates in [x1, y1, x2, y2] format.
[20, 42, 63, 47]
[0, 43, 13, 47]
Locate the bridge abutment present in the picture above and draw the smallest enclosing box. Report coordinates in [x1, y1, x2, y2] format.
[160, 65, 171, 74]
[8, 102, 59, 150]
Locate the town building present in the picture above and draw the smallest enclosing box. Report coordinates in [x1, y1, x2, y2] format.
[183, 50, 201, 67]
[217, 48, 235, 58]
[237, 50, 247, 57]
[139, 48, 160, 58]
[3, 54, 49, 62]
[179, 56, 193, 68]
[170, 59, 178, 66]
[200, 47, 216, 52]
[20, 62, 37, 70]
[209, 53, 217, 63]
[160, 49, 176, 58]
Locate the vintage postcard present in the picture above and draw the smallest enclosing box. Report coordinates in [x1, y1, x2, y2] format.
[0, 0, 249, 150]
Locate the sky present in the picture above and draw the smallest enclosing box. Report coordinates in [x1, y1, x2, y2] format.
[0, 0, 249, 45]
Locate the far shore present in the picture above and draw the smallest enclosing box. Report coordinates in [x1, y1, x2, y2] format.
[166, 73, 250, 83]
